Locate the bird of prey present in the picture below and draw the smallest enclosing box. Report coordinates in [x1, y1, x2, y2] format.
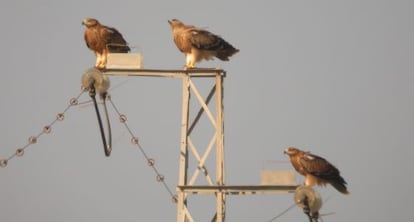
[82, 18, 130, 69]
[284, 147, 349, 194]
[168, 19, 239, 69]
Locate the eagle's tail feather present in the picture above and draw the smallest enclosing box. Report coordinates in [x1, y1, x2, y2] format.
[330, 181, 349, 195]
[216, 48, 239, 61]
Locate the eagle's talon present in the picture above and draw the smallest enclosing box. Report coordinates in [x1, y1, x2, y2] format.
[184, 65, 195, 70]
[96, 64, 106, 70]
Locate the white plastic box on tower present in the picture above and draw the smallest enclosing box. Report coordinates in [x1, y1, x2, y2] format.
[261, 170, 297, 186]
[106, 53, 143, 69]
[260, 161, 298, 186]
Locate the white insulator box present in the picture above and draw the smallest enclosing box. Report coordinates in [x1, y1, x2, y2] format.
[260, 170, 297, 186]
[106, 53, 143, 69]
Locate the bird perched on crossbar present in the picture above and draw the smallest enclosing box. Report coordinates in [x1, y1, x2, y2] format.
[82, 18, 130, 69]
[284, 147, 349, 194]
[168, 19, 239, 69]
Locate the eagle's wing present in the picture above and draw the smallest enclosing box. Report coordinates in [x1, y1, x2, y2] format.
[190, 29, 224, 50]
[102, 26, 130, 53]
[300, 152, 349, 194]
[189, 28, 239, 61]
[301, 153, 339, 180]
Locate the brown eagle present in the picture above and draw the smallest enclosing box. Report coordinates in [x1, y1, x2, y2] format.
[168, 19, 239, 69]
[82, 18, 130, 69]
[284, 147, 349, 194]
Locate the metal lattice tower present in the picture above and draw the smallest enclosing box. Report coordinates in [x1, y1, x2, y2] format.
[103, 66, 297, 222]
[176, 68, 226, 222]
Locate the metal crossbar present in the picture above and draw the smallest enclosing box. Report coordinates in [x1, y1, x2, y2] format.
[100, 67, 297, 222]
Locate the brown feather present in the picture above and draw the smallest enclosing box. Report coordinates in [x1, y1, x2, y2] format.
[284, 147, 349, 195]
[168, 19, 239, 68]
[82, 18, 130, 68]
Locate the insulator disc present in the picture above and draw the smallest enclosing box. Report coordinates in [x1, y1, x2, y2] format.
[131, 137, 139, 145]
[119, 114, 127, 123]
[0, 159, 8, 168]
[172, 195, 178, 204]
[16, 149, 24, 157]
[156, 175, 165, 182]
[70, 98, 79, 106]
[147, 159, 155, 166]
[56, 113, 64, 121]
[28, 136, 37, 144]
[43, 125, 52, 134]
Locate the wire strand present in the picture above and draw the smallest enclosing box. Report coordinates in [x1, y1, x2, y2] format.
[1, 89, 176, 203]
[268, 203, 296, 222]
[1, 90, 85, 167]
[108, 97, 177, 201]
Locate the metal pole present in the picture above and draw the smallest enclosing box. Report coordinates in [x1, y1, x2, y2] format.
[177, 75, 191, 222]
[215, 73, 225, 222]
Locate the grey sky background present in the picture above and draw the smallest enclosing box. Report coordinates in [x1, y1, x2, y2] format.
[1, 0, 413, 221]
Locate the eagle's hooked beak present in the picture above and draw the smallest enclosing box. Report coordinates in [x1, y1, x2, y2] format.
[168, 20, 172, 25]
[82, 18, 92, 26]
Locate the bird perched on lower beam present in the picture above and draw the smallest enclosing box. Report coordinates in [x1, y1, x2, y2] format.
[284, 147, 349, 194]
[82, 18, 130, 69]
[168, 19, 239, 69]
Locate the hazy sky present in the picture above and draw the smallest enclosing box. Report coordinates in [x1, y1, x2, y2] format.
[1, 0, 413, 221]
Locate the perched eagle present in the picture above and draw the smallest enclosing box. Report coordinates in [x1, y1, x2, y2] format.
[168, 19, 239, 69]
[284, 147, 349, 194]
[82, 18, 130, 69]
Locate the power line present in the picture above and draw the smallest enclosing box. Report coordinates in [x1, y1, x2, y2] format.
[268, 203, 296, 222]
[0, 90, 85, 167]
[108, 96, 177, 202]
[0, 89, 177, 203]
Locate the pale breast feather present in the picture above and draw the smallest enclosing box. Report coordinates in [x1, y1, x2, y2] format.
[174, 33, 191, 53]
